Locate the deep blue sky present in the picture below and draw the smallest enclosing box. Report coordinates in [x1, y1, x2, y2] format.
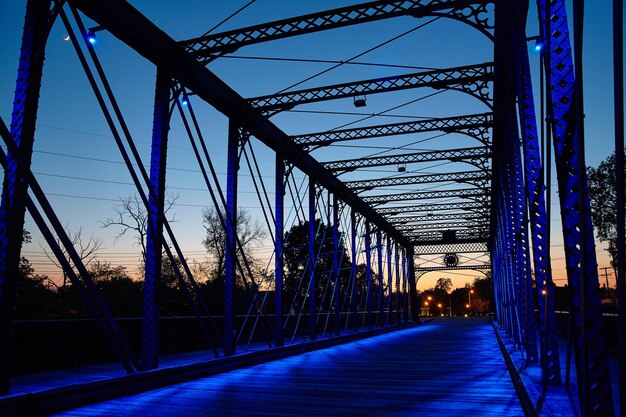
[0, 1, 620, 289]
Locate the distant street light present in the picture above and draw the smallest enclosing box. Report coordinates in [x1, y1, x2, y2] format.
[437, 302, 443, 316]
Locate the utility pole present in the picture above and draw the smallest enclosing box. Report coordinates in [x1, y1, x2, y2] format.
[600, 267, 611, 290]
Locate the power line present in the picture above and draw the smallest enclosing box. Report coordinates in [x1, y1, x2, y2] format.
[223, 54, 440, 71]
[276, 17, 441, 94]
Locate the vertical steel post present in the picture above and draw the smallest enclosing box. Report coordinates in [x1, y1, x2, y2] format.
[402, 247, 408, 323]
[332, 195, 340, 335]
[613, 0, 625, 411]
[365, 222, 373, 330]
[0, 0, 52, 394]
[308, 178, 317, 340]
[350, 210, 358, 331]
[274, 153, 284, 347]
[407, 245, 418, 322]
[224, 120, 239, 356]
[376, 229, 384, 326]
[141, 68, 171, 370]
[514, 21, 561, 381]
[395, 242, 401, 324]
[387, 235, 393, 325]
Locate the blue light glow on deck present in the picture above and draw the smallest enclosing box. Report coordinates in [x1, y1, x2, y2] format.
[49, 319, 525, 417]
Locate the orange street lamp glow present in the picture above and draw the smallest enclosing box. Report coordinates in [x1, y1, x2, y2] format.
[437, 303, 442, 308]
[424, 301, 429, 306]
[466, 303, 470, 308]
[427, 296, 432, 301]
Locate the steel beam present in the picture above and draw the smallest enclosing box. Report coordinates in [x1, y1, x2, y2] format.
[308, 179, 317, 341]
[142, 68, 171, 370]
[390, 212, 486, 224]
[514, 22, 560, 381]
[413, 241, 489, 255]
[72, 0, 413, 249]
[365, 222, 374, 330]
[323, 147, 490, 172]
[346, 170, 489, 191]
[180, 0, 494, 61]
[386, 235, 393, 325]
[248, 63, 493, 111]
[538, 0, 614, 412]
[0, 0, 54, 394]
[415, 264, 490, 272]
[224, 121, 240, 356]
[332, 195, 341, 335]
[376, 230, 385, 326]
[395, 242, 401, 324]
[293, 114, 493, 147]
[363, 187, 489, 204]
[376, 201, 489, 215]
[350, 210, 359, 330]
[395, 221, 489, 232]
[274, 153, 284, 347]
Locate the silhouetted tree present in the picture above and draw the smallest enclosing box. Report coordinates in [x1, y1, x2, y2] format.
[282, 219, 355, 313]
[201, 207, 266, 281]
[587, 151, 626, 268]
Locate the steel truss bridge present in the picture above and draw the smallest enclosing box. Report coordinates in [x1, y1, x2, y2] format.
[0, 0, 623, 416]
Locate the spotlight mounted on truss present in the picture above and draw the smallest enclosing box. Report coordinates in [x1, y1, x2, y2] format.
[527, 35, 543, 53]
[353, 95, 367, 108]
[86, 25, 105, 45]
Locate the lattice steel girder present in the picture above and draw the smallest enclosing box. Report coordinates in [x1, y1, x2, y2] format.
[73, 0, 412, 249]
[346, 170, 489, 191]
[513, 14, 560, 382]
[248, 63, 493, 111]
[413, 241, 488, 254]
[390, 211, 486, 224]
[363, 187, 490, 204]
[538, 0, 614, 413]
[180, 0, 494, 60]
[324, 146, 490, 172]
[415, 264, 490, 272]
[395, 221, 489, 232]
[376, 201, 489, 215]
[407, 229, 488, 241]
[294, 113, 493, 146]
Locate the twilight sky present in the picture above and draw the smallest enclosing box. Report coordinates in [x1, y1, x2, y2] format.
[0, 1, 621, 290]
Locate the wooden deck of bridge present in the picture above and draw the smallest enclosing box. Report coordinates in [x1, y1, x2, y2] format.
[48, 317, 524, 417]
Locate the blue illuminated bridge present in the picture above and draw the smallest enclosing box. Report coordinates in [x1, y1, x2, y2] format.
[0, 1, 624, 416]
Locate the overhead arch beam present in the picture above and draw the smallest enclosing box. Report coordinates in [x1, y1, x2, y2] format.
[376, 201, 489, 215]
[346, 170, 489, 191]
[293, 113, 492, 146]
[395, 221, 489, 232]
[248, 63, 493, 112]
[363, 187, 490, 204]
[390, 212, 486, 224]
[407, 229, 489, 242]
[180, 0, 494, 62]
[323, 146, 490, 172]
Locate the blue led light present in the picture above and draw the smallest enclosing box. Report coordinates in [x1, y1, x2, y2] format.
[534, 41, 542, 52]
[181, 95, 189, 106]
[87, 31, 96, 45]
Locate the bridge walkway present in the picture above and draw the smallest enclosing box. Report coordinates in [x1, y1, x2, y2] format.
[49, 317, 525, 416]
